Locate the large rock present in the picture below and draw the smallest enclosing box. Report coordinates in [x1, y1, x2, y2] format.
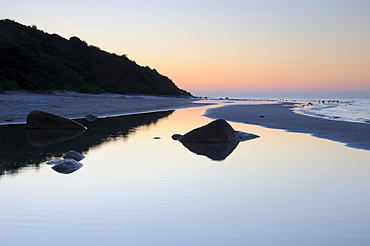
[179, 119, 240, 143]
[26, 110, 87, 130]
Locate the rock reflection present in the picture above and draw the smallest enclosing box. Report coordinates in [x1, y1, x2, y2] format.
[181, 141, 239, 161]
[27, 129, 86, 147]
[0, 110, 173, 176]
[173, 119, 259, 161]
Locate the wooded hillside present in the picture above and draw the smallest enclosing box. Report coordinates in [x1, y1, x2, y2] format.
[0, 19, 191, 96]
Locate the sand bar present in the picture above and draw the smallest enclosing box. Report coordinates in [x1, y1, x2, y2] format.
[205, 102, 370, 151]
[3, 91, 369, 151]
[0, 91, 207, 125]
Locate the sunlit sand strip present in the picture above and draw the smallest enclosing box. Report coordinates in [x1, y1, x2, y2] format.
[205, 102, 370, 151]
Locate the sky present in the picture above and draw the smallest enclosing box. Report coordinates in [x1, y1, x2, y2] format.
[1, 0, 370, 98]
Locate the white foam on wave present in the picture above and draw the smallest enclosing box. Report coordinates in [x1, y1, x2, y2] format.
[299, 98, 370, 124]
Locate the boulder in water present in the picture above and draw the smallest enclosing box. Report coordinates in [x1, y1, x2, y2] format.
[179, 119, 240, 143]
[236, 131, 260, 141]
[26, 110, 87, 130]
[63, 150, 85, 161]
[171, 134, 183, 140]
[47, 159, 83, 174]
[84, 113, 98, 122]
[172, 119, 260, 161]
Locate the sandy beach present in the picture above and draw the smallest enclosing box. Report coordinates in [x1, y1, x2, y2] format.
[1, 91, 369, 151]
[0, 91, 206, 125]
[205, 102, 370, 151]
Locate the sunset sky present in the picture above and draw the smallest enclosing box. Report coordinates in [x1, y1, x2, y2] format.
[2, 0, 370, 97]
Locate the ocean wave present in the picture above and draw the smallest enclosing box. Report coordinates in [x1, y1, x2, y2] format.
[298, 98, 370, 124]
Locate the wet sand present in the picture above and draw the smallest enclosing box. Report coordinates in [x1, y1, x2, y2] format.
[0, 91, 206, 125]
[2, 91, 369, 151]
[205, 102, 370, 151]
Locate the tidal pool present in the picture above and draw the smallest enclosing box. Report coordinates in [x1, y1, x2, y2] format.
[1, 104, 370, 246]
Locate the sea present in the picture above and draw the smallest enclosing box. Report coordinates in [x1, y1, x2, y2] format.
[1, 100, 370, 245]
[295, 97, 370, 124]
[221, 97, 370, 124]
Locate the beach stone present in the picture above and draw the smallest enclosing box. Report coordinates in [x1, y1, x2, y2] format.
[26, 110, 87, 130]
[236, 131, 260, 141]
[84, 113, 98, 122]
[63, 150, 85, 161]
[171, 134, 183, 140]
[179, 119, 240, 143]
[50, 159, 83, 174]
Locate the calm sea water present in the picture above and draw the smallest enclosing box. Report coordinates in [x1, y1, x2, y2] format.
[1, 103, 370, 245]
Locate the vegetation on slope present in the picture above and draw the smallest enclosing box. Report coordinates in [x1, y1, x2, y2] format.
[0, 19, 191, 96]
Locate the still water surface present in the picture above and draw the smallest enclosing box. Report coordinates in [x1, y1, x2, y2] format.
[1, 104, 370, 246]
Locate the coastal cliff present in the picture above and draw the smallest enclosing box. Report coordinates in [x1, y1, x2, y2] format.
[0, 19, 191, 96]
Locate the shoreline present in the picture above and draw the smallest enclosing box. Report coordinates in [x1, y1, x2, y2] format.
[0, 91, 210, 125]
[2, 91, 369, 151]
[205, 102, 370, 151]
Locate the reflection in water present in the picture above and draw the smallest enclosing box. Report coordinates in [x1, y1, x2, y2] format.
[0, 111, 173, 176]
[26, 129, 86, 147]
[180, 141, 239, 161]
[2, 105, 370, 245]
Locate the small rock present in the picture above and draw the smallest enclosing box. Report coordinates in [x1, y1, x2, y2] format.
[85, 113, 98, 122]
[171, 134, 183, 140]
[51, 159, 83, 174]
[153, 137, 161, 139]
[63, 150, 85, 161]
[236, 131, 260, 141]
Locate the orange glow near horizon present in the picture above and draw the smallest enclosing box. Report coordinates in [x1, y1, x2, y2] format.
[5, 0, 369, 96]
[144, 54, 370, 93]
[124, 33, 370, 95]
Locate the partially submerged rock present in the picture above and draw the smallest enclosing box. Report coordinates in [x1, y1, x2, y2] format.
[171, 134, 183, 140]
[26, 110, 87, 130]
[47, 159, 83, 174]
[85, 113, 98, 122]
[63, 150, 85, 161]
[172, 119, 259, 160]
[173, 119, 259, 143]
[179, 119, 240, 143]
[236, 131, 259, 141]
